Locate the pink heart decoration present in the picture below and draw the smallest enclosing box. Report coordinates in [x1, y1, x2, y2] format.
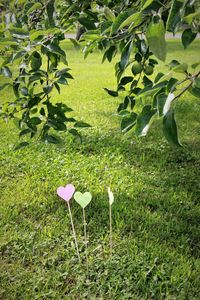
[57, 184, 75, 202]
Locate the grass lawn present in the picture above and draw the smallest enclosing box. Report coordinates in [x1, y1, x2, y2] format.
[0, 39, 200, 299]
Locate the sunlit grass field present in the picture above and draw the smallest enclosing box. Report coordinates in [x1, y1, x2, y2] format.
[0, 39, 200, 299]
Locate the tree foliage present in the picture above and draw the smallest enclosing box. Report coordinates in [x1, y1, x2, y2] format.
[0, 1, 90, 149]
[63, 0, 200, 146]
[0, 0, 200, 147]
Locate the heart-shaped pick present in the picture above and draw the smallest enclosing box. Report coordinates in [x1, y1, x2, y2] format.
[108, 187, 114, 206]
[74, 191, 92, 208]
[57, 184, 75, 202]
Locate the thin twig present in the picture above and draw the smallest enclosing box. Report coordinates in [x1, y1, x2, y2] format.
[167, 70, 200, 102]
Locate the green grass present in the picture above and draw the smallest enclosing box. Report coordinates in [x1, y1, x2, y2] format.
[0, 39, 200, 299]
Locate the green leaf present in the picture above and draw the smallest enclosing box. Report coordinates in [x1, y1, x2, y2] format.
[19, 129, 32, 137]
[30, 117, 42, 125]
[48, 120, 66, 131]
[30, 30, 45, 41]
[135, 105, 157, 136]
[0, 83, 11, 91]
[181, 29, 197, 49]
[54, 82, 60, 94]
[102, 45, 116, 63]
[154, 72, 164, 83]
[42, 134, 61, 144]
[2, 66, 12, 78]
[9, 27, 29, 39]
[0, 40, 18, 46]
[146, 19, 167, 61]
[118, 110, 130, 117]
[100, 21, 112, 34]
[83, 41, 96, 59]
[191, 61, 200, 69]
[65, 117, 76, 122]
[57, 76, 68, 85]
[169, 59, 180, 68]
[118, 86, 126, 92]
[152, 87, 165, 107]
[149, 58, 158, 66]
[27, 2, 42, 14]
[59, 103, 73, 113]
[142, 76, 152, 87]
[166, 0, 183, 32]
[142, 0, 154, 10]
[12, 50, 27, 62]
[31, 108, 37, 114]
[74, 121, 91, 128]
[69, 38, 81, 50]
[46, 0, 55, 27]
[140, 39, 148, 55]
[135, 53, 142, 62]
[119, 76, 133, 86]
[79, 17, 96, 30]
[136, 81, 167, 98]
[30, 28, 61, 41]
[163, 93, 175, 115]
[69, 128, 82, 141]
[188, 85, 200, 98]
[104, 7, 115, 21]
[172, 63, 188, 73]
[31, 51, 42, 71]
[194, 77, 200, 88]
[104, 88, 118, 97]
[163, 109, 181, 146]
[157, 93, 167, 117]
[43, 85, 53, 95]
[184, 11, 200, 25]
[117, 96, 132, 111]
[120, 12, 142, 30]
[14, 142, 29, 151]
[121, 112, 137, 133]
[81, 32, 103, 41]
[55, 68, 71, 77]
[13, 82, 20, 98]
[46, 43, 66, 58]
[111, 10, 133, 34]
[62, 73, 73, 79]
[20, 87, 28, 96]
[29, 73, 45, 85]
[167, 78, 178, 92]
[120, 40, 133, 71]
[13, 117, 20, 129]
[40, 107, 45, 116]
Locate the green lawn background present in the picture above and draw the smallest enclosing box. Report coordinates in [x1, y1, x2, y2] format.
[0, 39, 200, 299]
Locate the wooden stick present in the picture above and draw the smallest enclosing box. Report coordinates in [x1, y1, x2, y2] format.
[67, 201, 81, 262]
[83, 208, 89, 273]
[109, 203, 112, 256]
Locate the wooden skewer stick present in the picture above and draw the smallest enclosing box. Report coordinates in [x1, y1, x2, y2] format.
[108, 187, 114, 257]
[67, 201, 81, 262]
[83, 208, 89, 272]
[109, 203, 113, 256]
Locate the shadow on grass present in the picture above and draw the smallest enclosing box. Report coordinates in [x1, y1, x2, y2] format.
[62, 129, 200, 258]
